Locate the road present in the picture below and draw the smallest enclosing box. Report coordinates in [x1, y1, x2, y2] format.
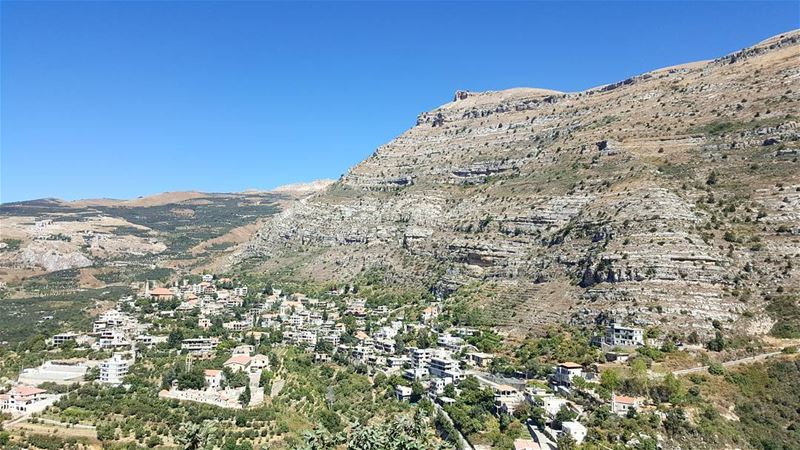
[432, 400, 474, 450]
[526, 420, 556, 450]
[670, 351, 783, 376]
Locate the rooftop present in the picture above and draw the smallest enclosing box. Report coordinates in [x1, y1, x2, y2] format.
[224, 355, 252, 366]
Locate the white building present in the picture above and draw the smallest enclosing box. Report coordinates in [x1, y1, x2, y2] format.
[97, 329, 131, 349]
[181, 337, 219, 354]
[50, 332, 79, 346]
[223, 320, 252, 332]
[542, 396, 570, 418]
[99, 353, 133, 385]
[234, 286, 248, 297]
[403, 367, 428, 381]
[198, 317, 212, 329]
[611, 394, 643, 416]
[561, 421, 587, 444]
[429, 355, 460, 379]
[204, 369, 224, 390]
[409, 347, 432, 370]
[136, 334, 167, 348]
[232, 344, 255, 356]
[437, 333, 464, 351]
[605, 323, 644, 347]
[494, 385, 524, 415]
[395, 385, 413, 401]
[553, 362, 583, 387]
[0, 386, 49, 414]
[250, 354, 270, 372]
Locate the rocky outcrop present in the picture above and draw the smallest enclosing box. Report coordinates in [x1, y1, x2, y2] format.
[239, 31, 800, 336]
[20, 242, 93, 272]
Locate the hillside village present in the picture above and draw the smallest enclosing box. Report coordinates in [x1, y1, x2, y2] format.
[2, 271, 797, 449]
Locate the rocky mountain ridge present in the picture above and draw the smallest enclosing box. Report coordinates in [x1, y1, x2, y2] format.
[241, 31, 800, 337]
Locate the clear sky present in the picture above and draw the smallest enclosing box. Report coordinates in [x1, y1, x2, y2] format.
[1, 1, 798, 202]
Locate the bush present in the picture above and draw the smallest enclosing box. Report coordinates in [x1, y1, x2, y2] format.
[708, 362, 725, 375]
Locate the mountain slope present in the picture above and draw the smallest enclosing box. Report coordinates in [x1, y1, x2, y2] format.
[0, 192, 285, 292]
[239, 31, 800, 337]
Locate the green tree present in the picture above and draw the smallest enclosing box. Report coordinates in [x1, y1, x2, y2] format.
[239, 384, 251, 406]
[557, 432, 577, 450]
[96, 423, 116, 441]
[706, 331, 726, 352]
[600, 368, 621, 392]
[177, 421, 217, 450]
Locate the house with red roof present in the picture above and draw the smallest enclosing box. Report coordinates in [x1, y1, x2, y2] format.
[0, 385, 48, 413]
[611, 393, 643, 416]
[204, 369, 224, 390]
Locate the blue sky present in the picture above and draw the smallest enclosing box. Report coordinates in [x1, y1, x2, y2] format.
[1, 1, 798, 202]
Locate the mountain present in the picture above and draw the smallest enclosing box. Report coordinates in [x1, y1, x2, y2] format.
[238, 31, 800, 338]
[0, 191, 286, 294]
[270, 179, 336, 197]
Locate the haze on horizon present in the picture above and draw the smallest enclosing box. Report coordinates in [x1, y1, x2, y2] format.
[1, 1, 798, 203]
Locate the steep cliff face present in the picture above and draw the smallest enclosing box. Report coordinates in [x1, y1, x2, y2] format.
[240, 31, 800, 336]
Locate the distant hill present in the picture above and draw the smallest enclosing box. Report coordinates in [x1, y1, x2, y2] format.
[0, 191, 287, 294]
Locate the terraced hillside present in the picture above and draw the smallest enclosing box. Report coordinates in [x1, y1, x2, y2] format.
[239, 31, 800, 338]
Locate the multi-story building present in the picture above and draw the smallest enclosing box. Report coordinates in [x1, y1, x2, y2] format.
[99, 353, 133, 385]
[204, 369, 224, 390]
[494, 385, 524, 415]
[50, 332, 79, 346]
[320, 332, 341, 347]
[351, 345, 374, 363]
[97, 330, 131, 349]
[429, 355, 461, 379]
[465, 352, 495, 368]
[604, 323, 644, 347]
[553, 362, 583, 387]
[0, 386, 48, 413]
[395, 385, 413, 401]
[135, 334, 167, 348]
[409, 348, 432, 370]
[386, 356, 411, 371]
[250, 354, 270, 372]
[232, 344, 254, 356]
[374, 338, 396, 354]
[234, 286, 248, 297]
[222, 320, 252, 332]
[198, 317, 212, 329]
[181, 337, 219, 353]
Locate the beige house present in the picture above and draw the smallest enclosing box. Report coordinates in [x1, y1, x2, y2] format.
[223, 355, 251, 373]
[149, 287, 174, 301]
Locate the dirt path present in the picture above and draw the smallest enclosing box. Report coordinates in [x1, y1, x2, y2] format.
[671, 351, 784, 376]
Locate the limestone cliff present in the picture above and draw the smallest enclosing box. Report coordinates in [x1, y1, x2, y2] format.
[240, 31, 800, 337]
